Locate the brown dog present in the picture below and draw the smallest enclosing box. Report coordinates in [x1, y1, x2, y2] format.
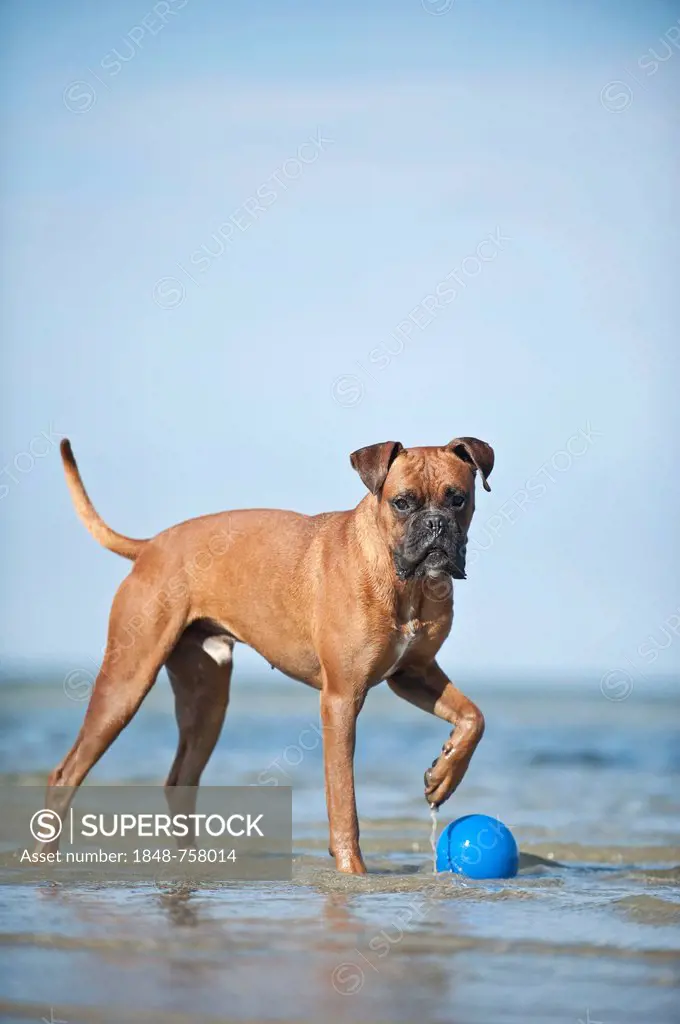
[44, 436, 493, 873]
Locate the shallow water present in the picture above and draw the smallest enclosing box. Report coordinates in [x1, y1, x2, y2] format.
[0, 673, 678, 1022]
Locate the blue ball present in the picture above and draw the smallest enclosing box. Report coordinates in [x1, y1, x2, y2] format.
[435, 814, 519, 878]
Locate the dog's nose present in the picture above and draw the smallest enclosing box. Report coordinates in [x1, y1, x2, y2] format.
[424, 513, 446, 537]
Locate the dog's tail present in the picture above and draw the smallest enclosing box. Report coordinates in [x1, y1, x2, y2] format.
[60, 439, 147, 561]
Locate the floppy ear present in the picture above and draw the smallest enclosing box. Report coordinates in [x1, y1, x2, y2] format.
[446, 437, 494, 492]
[350, 441, 404, 495]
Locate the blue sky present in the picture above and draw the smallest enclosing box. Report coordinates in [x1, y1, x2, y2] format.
[1, 0, 678, 682]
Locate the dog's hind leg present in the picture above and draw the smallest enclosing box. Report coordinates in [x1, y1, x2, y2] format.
[38, 568, 189, 850]
[163, 630, 233, 843]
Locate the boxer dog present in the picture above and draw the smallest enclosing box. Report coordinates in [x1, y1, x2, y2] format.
[42, 436, 493, 873]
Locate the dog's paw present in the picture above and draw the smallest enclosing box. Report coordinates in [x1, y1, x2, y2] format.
[424, 742, 469, 808]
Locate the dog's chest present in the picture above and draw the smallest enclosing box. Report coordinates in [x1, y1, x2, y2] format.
[384, 619, 423, 678]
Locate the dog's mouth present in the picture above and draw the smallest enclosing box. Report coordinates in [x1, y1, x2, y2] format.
[423, 550, 467, 580]
[422, 549, 448, 568]
[420, 541, 469, 579]
[394, 545, 466, 581]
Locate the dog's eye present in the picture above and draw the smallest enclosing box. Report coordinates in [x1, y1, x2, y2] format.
[392, 497, 410, 512]
[446, 491, 467, 509]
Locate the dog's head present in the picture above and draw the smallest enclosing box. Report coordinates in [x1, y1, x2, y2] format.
[350, 438, 494, 580]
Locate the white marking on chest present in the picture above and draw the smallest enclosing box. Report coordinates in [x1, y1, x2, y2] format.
[384, 619, 421, 678]
[202, 636, 234, 666]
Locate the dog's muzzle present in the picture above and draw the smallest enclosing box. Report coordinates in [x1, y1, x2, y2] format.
[394, 512, 467, 580]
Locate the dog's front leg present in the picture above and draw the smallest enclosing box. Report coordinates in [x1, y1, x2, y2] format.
[319, 684, 367, 874]
[388, 660, 485, 808]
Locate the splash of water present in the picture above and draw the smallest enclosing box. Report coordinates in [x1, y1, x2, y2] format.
[429, 804, 438, 874]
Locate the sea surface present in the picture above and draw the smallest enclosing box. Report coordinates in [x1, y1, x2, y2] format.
[0, 671, 678, 1023]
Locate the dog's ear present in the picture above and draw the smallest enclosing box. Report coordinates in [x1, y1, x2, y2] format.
[446, 437, 494, 492]
[350, 441, 404, 495]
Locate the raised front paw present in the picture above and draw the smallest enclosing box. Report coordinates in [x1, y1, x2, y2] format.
[424, 742, 471, 808]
